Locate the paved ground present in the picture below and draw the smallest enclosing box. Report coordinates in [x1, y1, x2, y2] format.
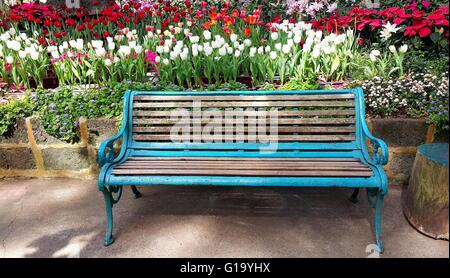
[0, 178, 448, 258]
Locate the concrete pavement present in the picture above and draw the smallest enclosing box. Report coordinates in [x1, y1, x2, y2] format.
[0, 178, 448, 258]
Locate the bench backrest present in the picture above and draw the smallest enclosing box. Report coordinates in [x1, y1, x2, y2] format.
[122, 89, 367, 157]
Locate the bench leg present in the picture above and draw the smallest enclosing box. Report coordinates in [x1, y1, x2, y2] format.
[349, 188, 360, 203]
[130, 185, 142, 199]
[102, 190, 114, 246]
[374, 190, 385, 253]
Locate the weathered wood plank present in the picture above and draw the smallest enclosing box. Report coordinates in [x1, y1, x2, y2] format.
[112, 169, 373, 177]
[133, 101, 355, 108]
[134, 94, 355, 101]
[132, 109, 356, 117]
[132, 134, 356, 141]
[132, 118, 355, 125]
[132, 126, 355, 133]
[126, 156, 362, 161]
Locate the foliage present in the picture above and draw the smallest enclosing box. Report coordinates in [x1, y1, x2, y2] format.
[0, 94, 32, 136]
[349, 71, 449, 129]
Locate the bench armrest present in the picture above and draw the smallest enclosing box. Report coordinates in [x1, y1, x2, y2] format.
[362, 125, 389, 165]
[98, 126, 126, 166]
[355, 87, 388, 166]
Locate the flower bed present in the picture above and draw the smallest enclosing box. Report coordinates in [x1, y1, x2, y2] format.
[0, 0, 449, 142]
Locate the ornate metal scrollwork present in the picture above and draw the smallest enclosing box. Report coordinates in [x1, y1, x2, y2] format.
[109, 185, 123, 204]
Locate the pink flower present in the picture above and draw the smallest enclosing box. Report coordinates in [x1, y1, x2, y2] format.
[145, 51, 158, 64]
[422, 1, 431, 8]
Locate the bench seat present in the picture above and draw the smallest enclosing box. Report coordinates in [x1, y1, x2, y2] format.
[111, 156, 374, 177]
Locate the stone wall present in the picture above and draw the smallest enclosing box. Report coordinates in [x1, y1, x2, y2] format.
[1, 117, 447, 186]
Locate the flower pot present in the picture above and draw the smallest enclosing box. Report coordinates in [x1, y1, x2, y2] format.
[318, 79, 348, 89]
[236, 76, 253, 88]
[43, 76, 59, 89]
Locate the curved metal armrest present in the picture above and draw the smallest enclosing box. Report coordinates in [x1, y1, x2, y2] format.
[363, 129, 389, 166]
[98, 122, 127, 166]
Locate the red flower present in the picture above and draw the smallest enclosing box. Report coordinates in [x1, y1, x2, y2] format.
[37, 37, 45, 45]
[419, 27, 432, 37]
[357, 38, 364, 46]
[244, 27, 251, 37]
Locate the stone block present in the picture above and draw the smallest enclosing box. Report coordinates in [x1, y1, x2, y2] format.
[390, 151, 417, 185]
[370, 118, 428, 147]
[0, 147, 36, 169]
[42, 147, 91, 170]
[0, 118, 29, 144]
[87, 118, 118, 146]
[29, 117, 66, 144]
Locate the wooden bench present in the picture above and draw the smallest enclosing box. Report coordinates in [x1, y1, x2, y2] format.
[98, 88, 389, 252]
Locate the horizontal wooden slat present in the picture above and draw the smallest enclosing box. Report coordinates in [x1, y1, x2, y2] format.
[132, 110, 356, 117]
[112, 169, 372, 177]
[133, 118, 355, 125]
[116, 162, 366, 168]
[134, 94, 354, 101]
[118, 161, 365, 166]
[133, 101, 355, 108]
[132, 134, 356, 142]
[132, 126, 355, 134]
[126, 157, 361, 161]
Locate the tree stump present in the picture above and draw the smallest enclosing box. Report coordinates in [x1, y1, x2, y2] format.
[403, 143, 449, 240]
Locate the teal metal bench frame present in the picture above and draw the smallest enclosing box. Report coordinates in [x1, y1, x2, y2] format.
[98, 88, 389, 252]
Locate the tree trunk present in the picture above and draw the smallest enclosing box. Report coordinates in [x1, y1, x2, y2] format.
[403, 143, 449, 240]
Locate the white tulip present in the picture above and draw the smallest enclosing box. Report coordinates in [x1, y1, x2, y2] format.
[388, 45, 397, 53]
[75, 39, 84, 50]
[265, 45, 271, 53]
[312, 45, 321, 58]
[91, 40, 103, 49]
[234, 50, 241, 58]
[118, 45, 131, 56]
[5, 56, 13, 64]
[104, 59, 112, 66]
[189, 36, 199, 43]
[370, 49, 381, 57]
[270, 32, 279, 41]
[95, 47, 106, 57]
[230, 34, 238, 42]
[108, 42, 116, 51]
[51, 51, 60, 59]
[282, 44, 291, 54]
[180, 49, 189, 60]
[275, 43, 282, 51]
[204, 45, 213, 56]
[243, 39, 252, 47]
[134, 45, 143, 54]
[257, 46, 264, 54]
[218, 47, 227, 56]
[163, 58, 170, 65]
[269, 51, 277, 60]
[18, 50, 27, 58]
[30, 51, 39, 60]
[203, 30, 212, 40]
[399, 44, 408, 53]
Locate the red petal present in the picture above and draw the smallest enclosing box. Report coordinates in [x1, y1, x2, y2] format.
[418, 27, 432, 37]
